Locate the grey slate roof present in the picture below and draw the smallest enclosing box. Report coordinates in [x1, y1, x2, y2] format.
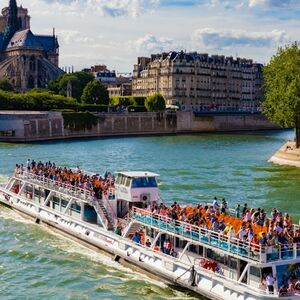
[6, 29, 56, 52]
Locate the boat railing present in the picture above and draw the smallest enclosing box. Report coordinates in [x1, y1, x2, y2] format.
[14, 171, 94, 201]
[132, 207, 300, 264]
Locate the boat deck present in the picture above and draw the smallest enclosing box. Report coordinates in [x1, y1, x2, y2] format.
[132, 207, 300, 264]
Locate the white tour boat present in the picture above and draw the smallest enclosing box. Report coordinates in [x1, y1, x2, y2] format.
[0, 165, 300, 300]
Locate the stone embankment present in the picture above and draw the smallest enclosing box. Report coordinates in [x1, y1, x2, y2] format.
[0, 110, 280, 142]
[269, 141, 300, 168]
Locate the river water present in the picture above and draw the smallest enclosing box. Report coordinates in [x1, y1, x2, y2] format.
[0, 130, 299, 300]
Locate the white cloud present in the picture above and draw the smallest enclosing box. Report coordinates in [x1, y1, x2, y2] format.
[41, 0, 159, 17]
[248, 0, 296, 8]
[192, 28, 288, 49]
[132, 34, 177, 54]
[58, 30, 94, 45]
[206, 0, 298, 9]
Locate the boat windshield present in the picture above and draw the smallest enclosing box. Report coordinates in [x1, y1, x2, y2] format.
[132, 177, 157, 188]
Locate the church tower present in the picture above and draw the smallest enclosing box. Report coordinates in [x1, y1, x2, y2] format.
[3, 0, 19, 46]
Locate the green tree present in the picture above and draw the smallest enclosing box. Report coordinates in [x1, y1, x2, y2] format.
[0, 78, 14, 92]
[262, 43, 300, 147]
[49, 71, 94, 102]
[145, 93, 166, 112]
[81, 80, 109, 105]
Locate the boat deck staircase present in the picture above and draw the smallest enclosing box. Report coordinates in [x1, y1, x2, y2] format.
[122, 220, 145, 238]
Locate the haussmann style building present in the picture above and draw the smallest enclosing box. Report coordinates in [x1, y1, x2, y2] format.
[132, 51, 264, 112]
[0, 0, 63, 91]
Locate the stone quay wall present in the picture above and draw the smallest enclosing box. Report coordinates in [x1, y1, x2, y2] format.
[0, 111, 279, 142]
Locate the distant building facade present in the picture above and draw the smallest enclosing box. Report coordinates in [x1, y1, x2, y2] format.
[107, 76, 132, 97]
[89, 64, 132, 97]
[132, 51, 264, 112]
[0, 0, 63, 91]
[90, 64, 117, 85]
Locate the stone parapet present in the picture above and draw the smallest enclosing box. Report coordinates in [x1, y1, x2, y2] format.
[0, 110, 280, 142]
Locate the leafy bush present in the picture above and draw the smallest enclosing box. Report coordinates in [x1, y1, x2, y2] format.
[145, 94, 166, 112]
[0, 90, 77, 111]
[110, 96, 146, 107]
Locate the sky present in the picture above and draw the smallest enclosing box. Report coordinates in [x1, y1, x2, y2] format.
[3, 0, 299, 73]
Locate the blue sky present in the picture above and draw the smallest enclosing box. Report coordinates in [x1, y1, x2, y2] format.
[3, 0, 299, 73]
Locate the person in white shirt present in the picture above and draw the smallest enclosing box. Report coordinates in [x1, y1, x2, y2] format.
[238, 225, 248, 240]
[212, 197, 219, 210]
[266, 273, 276, 293]
[228, 226, 236, 241]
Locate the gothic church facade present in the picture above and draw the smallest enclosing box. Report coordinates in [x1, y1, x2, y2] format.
[0, 0, 63, 91]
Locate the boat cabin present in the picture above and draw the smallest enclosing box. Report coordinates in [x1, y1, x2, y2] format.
[115, 171, 160, 218]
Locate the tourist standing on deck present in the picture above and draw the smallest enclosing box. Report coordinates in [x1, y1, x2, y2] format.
[266, 273, 276, 294]
[213, 197, 219, 210]
[235, 204, 241, 219]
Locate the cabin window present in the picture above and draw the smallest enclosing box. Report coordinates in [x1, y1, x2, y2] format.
[71, 202, 81, 213]
[228, 258, 237, 270]
[116, 175, 121, 185]
[121, 176, 127, 186]
[132, 177, 157, 188]
[52, 196, 60, 207]
[250, 266, 261, 278]
[125, 177, 131, 187]
[61, 199, 68, 208]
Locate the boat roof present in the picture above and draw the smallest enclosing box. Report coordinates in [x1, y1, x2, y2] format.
[116, 171, 159, 178]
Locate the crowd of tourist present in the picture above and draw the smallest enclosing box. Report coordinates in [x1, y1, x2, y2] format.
[14, 160, 115, 198]
[145, 197, 300, 250]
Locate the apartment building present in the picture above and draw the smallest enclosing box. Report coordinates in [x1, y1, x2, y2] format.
[132, 51, 263, 112]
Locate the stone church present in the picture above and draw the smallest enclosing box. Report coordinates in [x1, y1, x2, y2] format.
[0, 0, 63, 91]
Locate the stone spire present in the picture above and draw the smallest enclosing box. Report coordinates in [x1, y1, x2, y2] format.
[3, 0, 19, 47]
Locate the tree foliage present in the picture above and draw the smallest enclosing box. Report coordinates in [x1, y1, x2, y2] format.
[262, 43, 300, 128]
[0, 78, 14, 92]
[110, 96, 146, 107]
[145, 93, 166, 112]
[48, 71, 94, 101]
[81, 80, 109, 105]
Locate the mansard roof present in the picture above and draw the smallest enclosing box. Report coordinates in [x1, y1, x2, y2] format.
[159, 51, 263, 68]
[6, 29, 57, 52]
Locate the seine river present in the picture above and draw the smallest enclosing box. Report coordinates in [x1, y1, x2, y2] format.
[0, 130, 299, 300]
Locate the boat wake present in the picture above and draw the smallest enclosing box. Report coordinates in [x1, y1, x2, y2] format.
[0, 207, 196, 299]
[0, 174, 8, 184]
